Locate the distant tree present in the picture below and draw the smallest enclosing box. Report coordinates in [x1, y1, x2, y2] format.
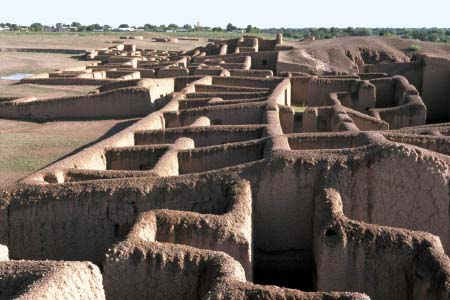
[10, 24, 19, 31]
[226, 23, 237, 32]
[71, 22, 82, 30]
[144, 24, 157, 31]
[167, 23, 179, 30]
[183, 24, 193, 31]
[103, 25, 111, 32]
[246, 25, 261, 34]
[212, 27, 223, 32]
[119, 24, 129, 28]
[29, 23, 43, 32]
[159, 24, 167, 31]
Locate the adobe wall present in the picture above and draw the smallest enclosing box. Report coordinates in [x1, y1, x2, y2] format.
[288, 132, 371, 150]
[103, 242, 245, 300]
[206, 280, 369, 300]
[135, 126, 264, 147]
[0, 87, 158, 120]
[290, 76, 374, 109]
[369, 77, 395, 108]
[383, 133, 450, 156]
[6, 177, 235, 263]
[165, 104, 266, 127]
[105, 145, 169, 170]
[420, 55, 450, 121]
[211, 77, 282, 89]
[313, 177, 450, 300]
[366, 61, 423, 92]
[333, 142, 450, 253]
[369, 76, 426, 129]
[178, 141, 265, 174]
[0, 261, 105, 299]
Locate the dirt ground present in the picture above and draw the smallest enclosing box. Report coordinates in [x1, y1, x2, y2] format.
[282, 36, 450, 73]
[0, 32, 207, 51]
[0, 118, 139, 188]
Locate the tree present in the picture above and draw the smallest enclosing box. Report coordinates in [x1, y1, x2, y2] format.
[167, 23, 179, 30]
[103, 25, 111, 32]
[246, 25, 261, 34]
[183, 24, 193, 31]
[71, 22, 82, 30]
[144, 24, 157, 31]
[212, 27, 223, 32]
[226, 23, 237, 32]
[30, 23, 43, 32]
[119, 24, 129, 28]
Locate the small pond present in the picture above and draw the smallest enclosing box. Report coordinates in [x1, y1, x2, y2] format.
[0, 73, 34, 80]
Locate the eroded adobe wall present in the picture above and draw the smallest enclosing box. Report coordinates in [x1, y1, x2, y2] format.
[370, 77, 395, 108]
[290, 76, 374, 108]
[250, 156, 318, 279]
[334, 143, 450, 253]
[367, 61, 423, 93]
[134, 126, 264, 148]
[0, 261, 105, 300]
[0, 88, 154, 120]
[421, 55, 450, 121]
[178, 141, 265, 174]
[6, 177, 233, 263]
[105, 146, 169, 170]
[313, 181, 450, 300]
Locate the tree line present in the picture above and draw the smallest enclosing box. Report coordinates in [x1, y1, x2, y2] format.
[273, 27, 450, 43]
[1, 22, 449, 43]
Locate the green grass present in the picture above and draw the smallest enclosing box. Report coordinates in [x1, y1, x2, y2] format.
[0, 133, 90, 172]
[292, 104, 308, 113]
[406, 44, 421, 52]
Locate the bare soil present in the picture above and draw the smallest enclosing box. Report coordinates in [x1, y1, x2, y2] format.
[282, 36, 450, 73]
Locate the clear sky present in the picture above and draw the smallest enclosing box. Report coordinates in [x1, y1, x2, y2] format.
[2, 0, 449, 28]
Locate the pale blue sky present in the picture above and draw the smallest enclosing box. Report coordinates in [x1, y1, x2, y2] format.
[2, 0, 449, 28]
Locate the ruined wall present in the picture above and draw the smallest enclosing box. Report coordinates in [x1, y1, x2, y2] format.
[178, 141, 265, 174]
[7, 177, 233, 263]
[135, 126, 264, 148]
[165, 104, 266, 127]
[334, 143, 450, 253]
[0, 261, 105, 300]
[313, 183, 450, 300]
[421, 55, 450, 121]
[0, 88, 155, 120]
[367, 61, 423, 92]
[105, 146, 169, 170]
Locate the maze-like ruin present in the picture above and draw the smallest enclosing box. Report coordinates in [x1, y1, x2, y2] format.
[1, 35, 450, 299]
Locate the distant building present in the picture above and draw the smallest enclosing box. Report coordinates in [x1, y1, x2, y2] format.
[43, 26, 56, 32]
[117, 27, 135, 32]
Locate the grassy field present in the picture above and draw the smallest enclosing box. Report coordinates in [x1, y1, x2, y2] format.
[0, 118, 138, 188]
[0, 82, 98, 98]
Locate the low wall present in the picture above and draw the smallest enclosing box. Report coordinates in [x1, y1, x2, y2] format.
[178, 141, 265, 174]
[421, 55, 450, 121]
[7, 176, 235, 263]
[0, 87, 157, 120]
[135, 126, 264, 147]
[165, 103, 266, 127]
[105, 145, 169, 170]
[0, 261, 105, 299]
